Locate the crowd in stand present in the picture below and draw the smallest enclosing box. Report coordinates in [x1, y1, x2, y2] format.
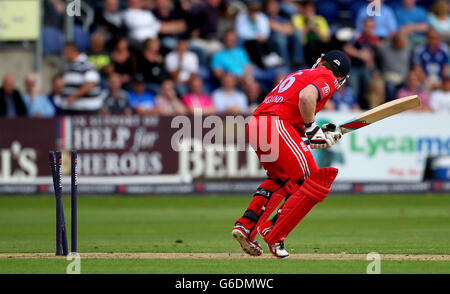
[1, 0, 450, 118]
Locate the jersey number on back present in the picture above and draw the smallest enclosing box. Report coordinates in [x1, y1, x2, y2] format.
[273, 72, 304, 93]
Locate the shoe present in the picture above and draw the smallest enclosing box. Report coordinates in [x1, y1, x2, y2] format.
[232, 223, 263, 256]
[262, 53, 284, 68]
[257, 223, 290, 259]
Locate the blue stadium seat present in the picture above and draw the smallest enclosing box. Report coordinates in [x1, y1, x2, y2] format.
[73, 25, 91, 52]
[42, 26, 64, 54]
[316, 0, 340, 24]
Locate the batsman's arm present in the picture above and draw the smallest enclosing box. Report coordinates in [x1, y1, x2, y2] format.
[298, 85, 318, 124]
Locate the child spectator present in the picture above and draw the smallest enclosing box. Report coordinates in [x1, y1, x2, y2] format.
[155, 79, 186, 115]
[182, 76, 216, 115]
[212, 73, 248, 115]
[48, 74, 65, 115]
[101, 73, 132, 115]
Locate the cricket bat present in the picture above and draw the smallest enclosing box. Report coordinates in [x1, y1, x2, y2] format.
[337, 95, 420, 134]
[305, 95, 420, 145]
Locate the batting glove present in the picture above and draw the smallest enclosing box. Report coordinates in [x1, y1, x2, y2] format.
[305, 121, 332, 149]
[321, 123, 342, 146]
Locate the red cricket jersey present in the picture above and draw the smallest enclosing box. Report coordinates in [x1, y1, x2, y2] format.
[253, 66, 338, 129]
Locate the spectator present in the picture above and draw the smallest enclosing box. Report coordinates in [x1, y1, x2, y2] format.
[279, 0, 298, 18]
[243, 80, 265, 113]
[413, 28, 449, 88]
[376, 31, 411, 100]
[155, 80, 187, 115]
[123, 0, 162, 45]
[182, 76, 216, 115]
[101, 73, 132, 115]
[188, 0, 222, 55]
[48, 74, 65, 115]
[22, 73, 55, 118]
[430, 76, 450, 113]
[292, 0, 330, 66]
[94, 0, 124, 47]
[365, 72, 386, 109]
[0, 73, 28, 117]
[265, 0, 304, 67]
[397, 70, 431, 110]
[87, 32, 111, 76]
[356, 0, 397, 39]
[59, 42, 103, 115]
[128, 74, 158, 114]
[153, 0, 188, 51]
[165, 38, 199, 95]
[212, 73, 248, 114]
[395, 0, 429, 45]
[428, 0, 450, 44]
[344, 17, 379, 107]
[329, 85, 360, 112]
[136, 38, 170, 94]
[235, 1, 282, 69]
[210, 30, 253, 83]
[110, 37, 135, 86]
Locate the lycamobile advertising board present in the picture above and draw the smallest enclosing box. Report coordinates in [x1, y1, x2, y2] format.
[315, 111, 450, 182]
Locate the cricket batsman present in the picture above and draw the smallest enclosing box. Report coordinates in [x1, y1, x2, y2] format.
[232, 50, 351, 259]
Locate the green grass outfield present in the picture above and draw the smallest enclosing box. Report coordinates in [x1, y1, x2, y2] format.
[0, 194, 449, 274]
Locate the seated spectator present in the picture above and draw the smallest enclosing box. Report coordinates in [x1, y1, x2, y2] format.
[329, 85, 360, 112]
[0, 73, 28, 117]
[59, 42, 103, 115]
[292, 0, 330, 66]
[243, 80, 265, 114]
[88, 32, 111, 76]
[136, 38, 170, 94]
[413, 28, 449, 88]
[428, 0, 450, 44]
[110, 37, 135, 85]
[22, 73, 55, 118]
[182, 76, 216, 115]
[356, 0, 397, 39]
[265, 0, 304, 67]
[430, 76, 450, 113]
[128, 74, 158, 114]
[235, 1, 282, 69]
[376, 31, 411, 100]
[153, 0, 188, 51]
[397, 70, 431, 110]
[48, 74, 65, 115]
[188, 0, 222, 55]
[279, 0, 298, 18]
[155, 80, 186, 115]
[165, 38, 199, 95]
[94, 0, 124, 48]
[395, 0, 429, 45]
[344, 17, 379, 107]
[212, 73, 248, 115]
[210, 30, 253, 83]
[101, 73, 132, 115]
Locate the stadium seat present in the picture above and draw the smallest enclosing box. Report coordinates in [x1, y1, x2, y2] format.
[42, 26, 64, 54]
[316, 0, 340, 25]
[73, 25, 91, 53]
